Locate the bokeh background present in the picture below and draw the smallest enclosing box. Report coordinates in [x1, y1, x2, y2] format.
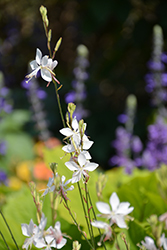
[0, 0, 167, 170]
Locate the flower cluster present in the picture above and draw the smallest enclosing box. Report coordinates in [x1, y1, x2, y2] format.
[60, 104, 98, 183]
[142, 118, 167, 170]
[0, 73, 13, 116]
[21, 213, 67, 250]
[110, 95, 143, 174]
[145, 25, 167, 108]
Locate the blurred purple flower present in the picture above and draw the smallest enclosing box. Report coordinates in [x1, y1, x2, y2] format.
[0, 141, 6, 155]
[65, 91, 76, 103]
[117, 114, 128, 124]
[36, 89, 47, 100]
[142, 118, 167, 170]
[131, 136, 143, 153]
[0, 87, 9, 97]
[112, 127, 131, 155]
[161, 53, 167, 63]
[0, 170, 8, 185]
[147, 60, 165, 71]
[110, 126, 143, 173]
[65, 45, 89, 119]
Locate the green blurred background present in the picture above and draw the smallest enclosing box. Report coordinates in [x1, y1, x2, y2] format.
[0, 0, 166, 169]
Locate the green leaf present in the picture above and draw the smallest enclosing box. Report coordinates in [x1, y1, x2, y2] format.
[3, 132, 34, 168]
[128, 220, 149, 247]
[0, 186, 37, 249]
[0, 110, 30, 133]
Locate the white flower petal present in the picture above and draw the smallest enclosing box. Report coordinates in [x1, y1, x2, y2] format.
[59, 128, 74, 137]
[81, 150, 91, 160]
[65, 161, 78, 171]
[21, 223, 30, 237]
[72, 117, 79, 131]
[109, 192, 120, 212]
[51, 60, 58, 70]
[116, 202, 134, 215]
[30, 60, 38, 70]
[57, 238, 67, 249]
[47, 176, 54, 187]
[42, 189, 49, 197]
[41, 55, 48, 66]
[78, 153, 86, 167]
[141, 236, 157, 250]
[83, 140, 94, 150]
[91, 221, 108, 229]
[34, 238, 46, 248]
[71, 171, 82, 183]
[66, 185, 74, 191]
[50, 185, 56, 192]
[96, 201, 111, 214]
[61, 175, 66, 183]
[84, 162, 98, 171]
[36, 48, 42, 65]
[62, 144, 75, 153]
[113, 214, 127, 228]
[41, 68, 52, 82]
[39, 213, 47, 231]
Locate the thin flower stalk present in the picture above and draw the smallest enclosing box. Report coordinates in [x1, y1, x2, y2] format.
[63, 198, 94, 249]
[84, 182, 96, 249]
[0, 230, 10, 250]
[52, 77, 66, 128]
[0, 209, 20, 250]
[77, 182, 94, 247]
[87, 191, 107, 250]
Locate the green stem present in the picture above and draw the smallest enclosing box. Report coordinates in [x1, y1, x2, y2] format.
[64, 199, 94, 249]
[77, 182, 93, 245]
[53, 80, 66, 128]
[84, 183, 96, 250]
[87, 192, 107, 250]
[0, 210, 20, 250]
[112, 226, 120, 250]
[0, 231, 10, 250]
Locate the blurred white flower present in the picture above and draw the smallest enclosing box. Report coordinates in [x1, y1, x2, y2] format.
[141, 236, 158, 250]
[41, 175, 56, 197]
[21, 213, 47, 250]
[59, 175, 74, 200]
[96, 192, 134, 228]
[35, 221, 67, 249]
[91, 220, 112, 242]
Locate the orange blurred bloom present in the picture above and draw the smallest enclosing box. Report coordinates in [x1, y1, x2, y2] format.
[33, 162, 52, 180]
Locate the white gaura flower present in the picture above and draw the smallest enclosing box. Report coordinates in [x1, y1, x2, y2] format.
[60, 117, 93, 152]
[65, 153, 98, 183]
[160, 233, 167, 250]
[21, 219, 38, 250]
[41, 175, 56, 197]
[21, 213, 47, 250]
[140, 236, 158, 250]
[59, 175, 74, 200]
[26, 48, 59, 86]
[96, 192, 134, 228]
[91, 221, 112, 242]
[35, 221, 67, 249]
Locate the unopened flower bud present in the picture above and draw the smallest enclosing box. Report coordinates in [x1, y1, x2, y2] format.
[72, 241, 81, 250]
